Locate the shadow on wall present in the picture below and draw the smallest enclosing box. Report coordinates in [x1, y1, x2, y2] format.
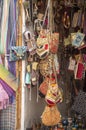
[24, 87, 46, 129]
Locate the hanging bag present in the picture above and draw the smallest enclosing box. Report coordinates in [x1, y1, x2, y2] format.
[71, 32, 85, 47]
[9, 46, 27, 61]
[45, 54, 63, 106]
[74, 61, 85, 80]
[36, 29, 50, 59]
[49, 32, 59, 54]
[39, 77, 56, 96]
[45, 83, 63, 106]
[41, 105, 61, 126]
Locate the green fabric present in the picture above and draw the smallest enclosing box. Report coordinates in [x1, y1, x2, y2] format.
[0, 64, 18, 91]
[0, 0, 10, 54]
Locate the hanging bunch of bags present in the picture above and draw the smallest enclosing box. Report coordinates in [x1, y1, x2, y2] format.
[36, 0, 63, 127]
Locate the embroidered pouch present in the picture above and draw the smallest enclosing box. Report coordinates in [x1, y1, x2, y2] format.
[31, 70, 39, 86]
[45, 83, 63, 106]
[49, 33, 59, 54]
[23, 30, 36, 55]
[36, 29, 49, 59]
[39, 77, 55, 96]
[39, 54, 54, 77]
[71, 32, 85, 47]
[74, 62, 85, 79]
[9, 46, 27, 61]
[68, 57, 76, 71]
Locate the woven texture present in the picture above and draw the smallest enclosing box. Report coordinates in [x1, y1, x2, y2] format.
[72, 90, 86, 116]
[0, 99, 16, 130]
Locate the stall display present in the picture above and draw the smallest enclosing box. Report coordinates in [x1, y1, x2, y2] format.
[0, 0, 86, 130]
[23, 0, 86, 129]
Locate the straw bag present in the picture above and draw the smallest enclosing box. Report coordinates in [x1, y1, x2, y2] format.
[41, 105, 61, 126]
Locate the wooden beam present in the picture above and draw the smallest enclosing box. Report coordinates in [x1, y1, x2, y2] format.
[16, 0, 22, 129]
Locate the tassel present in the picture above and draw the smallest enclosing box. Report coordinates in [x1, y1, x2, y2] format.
[36, 77, 39, 103]
[29, 84, 31, 101]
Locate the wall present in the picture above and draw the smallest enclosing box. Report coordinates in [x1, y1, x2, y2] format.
[24, 87, 46, 129]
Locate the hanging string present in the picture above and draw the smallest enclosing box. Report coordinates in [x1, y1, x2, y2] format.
[5, 23, 16, 57]
[36, 76, 39, 102]
[53, 55, 58, 86]
[9, 23, 16, 48]
[29, 84, 32, 101]
[42, 0, 50, 29]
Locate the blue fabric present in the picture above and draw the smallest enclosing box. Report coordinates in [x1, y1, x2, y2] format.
[25, 72, 31, 85]
[6, 0, 17, 76]
[9, 46, 27, 61]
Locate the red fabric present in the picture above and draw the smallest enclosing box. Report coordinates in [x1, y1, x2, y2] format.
[76, 62, 84, 79]
[44, 44, 49, 50]
[46, 99, 55, 106]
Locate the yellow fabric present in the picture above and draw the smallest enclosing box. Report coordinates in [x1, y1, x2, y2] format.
[0, 64, 18, 91]
[32, 62, 38, 70]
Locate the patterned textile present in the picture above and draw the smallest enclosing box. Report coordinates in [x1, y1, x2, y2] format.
[0, 64, 18, 91]
[0, 99, 16, 130]
[0, 78, 15, 104]
[0, 83, 9, 110]
[72, 90, 86, 117]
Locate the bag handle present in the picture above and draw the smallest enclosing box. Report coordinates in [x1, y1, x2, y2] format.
[9, 23, 16, 48]
[42, 0, 50, 29]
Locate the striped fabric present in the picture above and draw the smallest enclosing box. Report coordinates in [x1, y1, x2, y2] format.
[0, 0, 3, 30]
[6, 0, 16, 76]
[0, 99, 16, 130]
[0, 0, 10, 54]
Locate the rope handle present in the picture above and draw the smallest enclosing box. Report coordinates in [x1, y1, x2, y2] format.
[9, 23, 16, 48]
